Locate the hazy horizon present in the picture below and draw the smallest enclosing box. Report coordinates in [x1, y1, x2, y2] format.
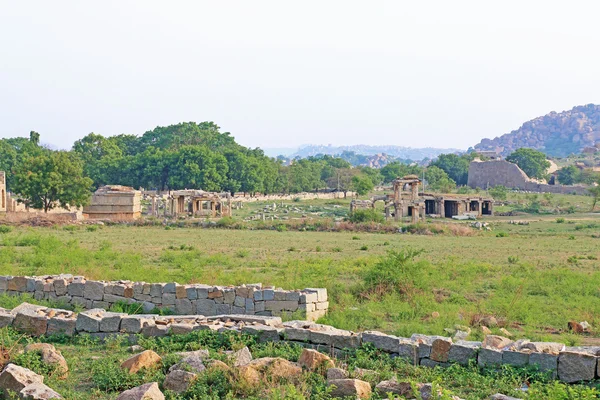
[2, 1, 599, 150]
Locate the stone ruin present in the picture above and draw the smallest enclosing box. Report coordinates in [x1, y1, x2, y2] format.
[83, 185, 142, 221]
[0, 275, 329, 321]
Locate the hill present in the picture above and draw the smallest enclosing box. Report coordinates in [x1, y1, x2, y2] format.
[474, 104, 600, 157]
[290, 144, 461, 161]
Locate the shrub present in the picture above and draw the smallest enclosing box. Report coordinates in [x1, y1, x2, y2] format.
[488, 186, 508, 201]
[359, 245, 369, 251]
[363, 248, 424, 299]
[507, 256, 519, 264]
[555, 218, 565, 224]
[235, 249, 250, 258]
[216, 216, 236, 228]
[0, 225, 12, 234]
[496, 232, 509, 238]
[347, 209, 384, 224]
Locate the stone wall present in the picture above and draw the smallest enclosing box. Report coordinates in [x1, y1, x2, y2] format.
[1, 302, 598, 384]
[467, 160, 590, 195]
[232, 191, 355, 202]
[0, 275, 328, 321]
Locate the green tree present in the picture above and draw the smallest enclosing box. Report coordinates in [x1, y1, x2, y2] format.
[506, 148, 551, 180]
[326, 168, 359, 197]
[430, 154, 472, 185]
[380, 162, 423, 183]
[12, 150, 93, 212]
[488, 185, 508, 201]
[424, 166, 455, 192]
[351, 175, 374, 196]
[589, 185, 600, 212]
[557, 166, 580, 185]
[72, 133, 124, 188]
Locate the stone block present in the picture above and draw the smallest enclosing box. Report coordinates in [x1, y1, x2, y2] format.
[232, 306, 244, 314]
[299, 292, 318, 304]
[398, 341, 418, 364]
[305, 288, 327, 302]
[141, 324, 169, 337]
[502, 350, 529, 367]
[208, 290, 223, 299]
[53, 279, 67, 296]
[121, 316, 153, 334]
[70, 296, 86, 307]
[197, 287, 209, 299]
[255, 301, 265, 313]
[196, 299, 216, 316]
[76, 309, 104, 333]
[0, 308, 15, 328]
[100, 312, 126, 332]
[529, 352, 558, 377]
[223, 289, 235, 304]
[150, 284, 163, 298]
[264, 300, 299, 312]
[478, 348, 503, 367]
[253, 290, 263, 301]
[186, 287, 198, 300]
[362, 331, 400, 353]
[315, 301, 329, 311]
[12, 304, 48, 336]
[175, 286, 186, 299]
[285, 327, 311, 342]
[557, 351, 597, 383]
[67, 282, 85, 297]
[274, 291, 287, 301]
[234, 296, 245, 307]
[112, 285, 126, 296]
[162, 293, 176, 306]
[418, 343, 432, 359]
[170, 323, 194, 335]
[8, 277, 28, 292]
[84, 281, 105, 301]
[47, 317, 76, 336]
[92, 301, 109, 309]
[215, 304, 231, 314]
[286, 292, 300, 302]
[262, 289, 274, 301]
[175, 299, 193, 315]
[448, 341, 480, 365]
[163, 283, 176, 293]
[242, 325, 281, 343]
[123, 287, 134, 298]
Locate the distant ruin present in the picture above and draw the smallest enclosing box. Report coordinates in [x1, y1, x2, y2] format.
[467, 160, 590, 195]
[83, 185, 142, 220]
[352, 175, 493, 222]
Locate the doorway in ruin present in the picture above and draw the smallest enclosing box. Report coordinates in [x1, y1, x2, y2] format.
[469, 200, 479, 213]
[425, 199, 436, 215]
[482, 201, 492, 215]
[444, 200, 458, 218]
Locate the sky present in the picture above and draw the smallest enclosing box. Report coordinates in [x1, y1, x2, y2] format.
[1, 1, 599, 151]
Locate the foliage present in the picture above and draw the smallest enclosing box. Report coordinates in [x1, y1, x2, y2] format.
[556, 165, 579, 185]
[363, 248, 424, 299]
[380, 162, 423, 184]
[12, 150, 93, 212]
[350, 174, 374, 196]
[424, 166, 455, 192]
[506, 148, 551, 180]
[430, 153, 474, 186]
[347, 209, 384, 224]
[488, 185, 508, 201]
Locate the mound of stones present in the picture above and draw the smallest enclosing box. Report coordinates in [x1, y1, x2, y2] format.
[0, 364, 62, 399]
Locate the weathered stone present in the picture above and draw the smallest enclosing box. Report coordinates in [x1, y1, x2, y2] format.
[206, 359, 230, 372]
[520, 342, 565, 355]
[430, 338, 452, 362]
[477, 348, 503, 367]
[375, 380, 413, 397]
[12, 304, 48, 336]
[163, 283, 176, 293]
[75, 309, 103, 333]
[215, 304, 231, 315]
[53, 279, 67, 296]
[24, 343, 68, 378]
[196, 299, 216, 315]
[46, 316, 76, 336]
[241, 357, 302, 384]
[116, 382, 164, 400]
[489, 394, 522, 400]
[362, 331, 400, 353]
[448, 341, 480, 365]
[326, 368, 348, 381]
[298, 349, 334, 372]
[170, 351, 206, 374]
[19, 382, 63, 399]
[398, 340, 418, 364]
[328, 379, 371, 399]
[100, 312, 126, 332]
[557, 351, 597, 383]
[0, 308, 15, 328]
[483, 335, 512, 350]
[0, 364, 44, 393]
[305, 288, 327, 302]
[121, 350, 162, 374]
[175, 286, 186, 299]
[529, 352, 558, 377]
[174, 299, 193, 315]
[169, 323, 194, 335]
[141, 324, 169, 337]
[84, 281, 105, 301]
[161, 293, 176, 306]
[149, 284, 163, 298]
[121, 316, 153, 334]
[502, 351, 529, 367]
[285, 327, 311, 342]
[163, 370, 197, 393]
[8, 277, 28, 292]
[229, 346, 252, 367]
[264, 300, 298, 312]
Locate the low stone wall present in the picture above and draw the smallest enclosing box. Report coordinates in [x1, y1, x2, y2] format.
[0, 302, 598, 384]
[0, 275, 328, 321]
[232, 191, 354, 202]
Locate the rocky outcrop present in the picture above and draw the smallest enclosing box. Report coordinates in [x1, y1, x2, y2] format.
[474, 104, 600, 157]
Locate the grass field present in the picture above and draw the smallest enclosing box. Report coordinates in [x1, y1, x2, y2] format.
[1, 208, 599, 345]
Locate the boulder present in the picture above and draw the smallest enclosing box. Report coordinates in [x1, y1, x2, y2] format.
[326, 367, 348, 381]
[557, 351, 597, 383]
[489, 394, 522, 400]
[19, 383, 63, 399]
[482, 335, 512, 350]
[12, 304, 48, 336]
[375, 380, 414, 396]
[430, 338, 452, 362]
[0, 364, 44, 393]
[24, 343, 68, 378]
[298, 349, 334, 372]
[239, 357, 302, 385]
[206, 360, 230, 372]
[116, 382, 164, 400]
[121, 350, 162, 374]
[229, 346, 252, 367]
[163, 370, 197, 393]
[328, 379, 371, 399]
[169, 351, 206, 374]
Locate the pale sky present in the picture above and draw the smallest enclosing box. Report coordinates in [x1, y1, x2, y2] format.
[1, 1, 599, 150]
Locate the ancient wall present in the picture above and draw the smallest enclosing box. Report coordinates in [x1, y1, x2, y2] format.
[0, 301, 598, 384]
[84, 186, 142, 220]
[0, 275, 328, 321]
[468, 160, 590, 195]
[232, 191, 355, 202]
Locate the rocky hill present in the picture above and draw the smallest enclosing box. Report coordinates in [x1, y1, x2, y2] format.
[474, 104, 600, 157]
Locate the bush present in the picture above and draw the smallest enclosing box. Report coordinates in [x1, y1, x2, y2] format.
[0, 225, 12, 234]
[363, 248, 424, 299]
[216, 216, 236, 228]
[496, 232, 509, 238]
[488, 186, 508, 201]
[555, 218, 565, 223]
[347, 209, 384, 224]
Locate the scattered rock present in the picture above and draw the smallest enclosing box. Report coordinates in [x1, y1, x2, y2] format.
[580, 321, 591, 332]
[19, 382, 63, 399]
[490, 394, 522, 400]
[116, 382, 164, 400]
[375, 380, 414, 396]
[328, 379, 372, 399]
[326, 367, 348, 381]
[568, 321, 584, 334]
[24, 343, 68, 379]
[169, 351, 206, 374]
[430, 338, 452, 362]
[298, 349, 334, 372]
[431, 312, 440, 319]
[163, 370, 197, 393]
[481, 326, 492, 335]
[128, 345, 143, 353]
[0, 364, 44, 393]
[483, 335, 512, 350]
[229, 347, 252, 367]
[206, 359, 230, 372]
[499, 328, 513, 337]
[480, 316, 498, 327]
[239, 357, 302, 385]
[121, 350, 162, 374]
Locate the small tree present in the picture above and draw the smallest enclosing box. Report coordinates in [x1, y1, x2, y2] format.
[557, 165, 580, 185]
[589, 185, 600, 212]
[351, 175, 375, 196]
[424, 166, 456, 192]
[488, 185, 508, 201]
[13, 150, 93, 212]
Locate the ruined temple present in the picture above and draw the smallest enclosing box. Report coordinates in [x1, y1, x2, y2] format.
[169, 190, 232, 218]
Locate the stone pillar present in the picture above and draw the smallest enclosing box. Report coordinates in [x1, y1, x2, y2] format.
[478, 200, 483, 217]
[151, 196, 156, 216]
[0, 171, 6, 213]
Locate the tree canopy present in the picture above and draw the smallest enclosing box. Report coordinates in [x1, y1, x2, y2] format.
[506, 148, 550, 180]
